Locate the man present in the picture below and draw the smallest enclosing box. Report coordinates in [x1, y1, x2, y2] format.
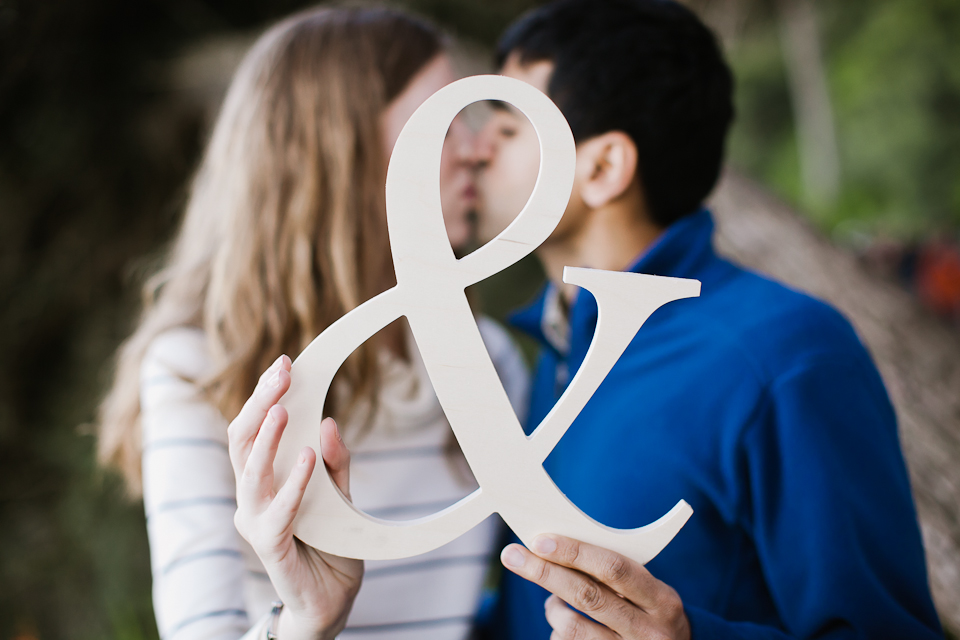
[471, 1, 943, 638]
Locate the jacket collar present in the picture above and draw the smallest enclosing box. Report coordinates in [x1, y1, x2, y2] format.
[509, 208, 717, 354]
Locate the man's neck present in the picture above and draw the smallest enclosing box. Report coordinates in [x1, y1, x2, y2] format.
[537, 195, 663, 305]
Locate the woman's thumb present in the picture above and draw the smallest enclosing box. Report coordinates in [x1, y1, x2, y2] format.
[319, 417, 352, 501]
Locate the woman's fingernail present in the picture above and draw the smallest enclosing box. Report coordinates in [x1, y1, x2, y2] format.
[267, 370, 281, 388]
[501, 546, 526, 569]
[264, 407, 277, 427]
[533, 535, 557, 554]
[266, 356, 282, 375]
[298, 449, 307, 465]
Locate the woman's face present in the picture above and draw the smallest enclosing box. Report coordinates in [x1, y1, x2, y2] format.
[381, 54, 477, 251]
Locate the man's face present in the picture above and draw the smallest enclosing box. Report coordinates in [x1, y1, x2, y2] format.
[473, 56, 554, 242]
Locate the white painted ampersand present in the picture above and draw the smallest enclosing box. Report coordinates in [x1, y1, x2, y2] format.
[273, 75, 701, 563]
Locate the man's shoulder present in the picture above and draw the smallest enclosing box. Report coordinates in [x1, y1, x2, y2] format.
[689, 261, 871, 384]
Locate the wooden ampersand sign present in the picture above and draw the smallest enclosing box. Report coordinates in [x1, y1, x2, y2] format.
[273, 75, 701, 563]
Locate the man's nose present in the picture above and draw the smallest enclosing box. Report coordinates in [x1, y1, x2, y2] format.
[445, 117, 477, 168]
[470, 122, 496, 168]
[452, 121, 477, 165]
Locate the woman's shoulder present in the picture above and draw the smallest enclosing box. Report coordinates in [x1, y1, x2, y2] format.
[142, 326, 212, 380]
[476, 315, 519, 360]
[138, 327, 230, 441]
[476, 315, 530, 421]
[140, 327, 215, 410]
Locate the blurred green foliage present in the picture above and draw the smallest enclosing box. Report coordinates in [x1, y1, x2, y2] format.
[728, 0, 960, 239]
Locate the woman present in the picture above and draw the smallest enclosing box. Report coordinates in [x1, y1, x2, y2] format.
[97, 7, 528, 639]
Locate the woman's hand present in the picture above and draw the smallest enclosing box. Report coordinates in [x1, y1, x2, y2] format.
[228, 355, 363, 640]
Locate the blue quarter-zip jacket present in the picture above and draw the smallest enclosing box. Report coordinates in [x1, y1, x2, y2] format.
[494, 210, 942, 639]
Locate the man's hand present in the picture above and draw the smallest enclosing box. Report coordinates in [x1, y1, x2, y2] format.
[501, 534, 690, 640]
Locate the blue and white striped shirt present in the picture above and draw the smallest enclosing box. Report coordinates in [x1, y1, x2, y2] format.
[141, 318, 529, 640]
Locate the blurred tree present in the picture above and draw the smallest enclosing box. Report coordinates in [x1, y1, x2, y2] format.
[826, 0, 960, 237]
[722, 0, 960, 238]
[0, 0, 201, 636]
[775, 0, 840, 208]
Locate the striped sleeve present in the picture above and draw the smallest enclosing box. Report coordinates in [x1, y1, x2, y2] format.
[140, 328, 268, 640]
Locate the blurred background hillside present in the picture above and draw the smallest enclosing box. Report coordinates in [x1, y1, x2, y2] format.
[1, 0, 959, 638]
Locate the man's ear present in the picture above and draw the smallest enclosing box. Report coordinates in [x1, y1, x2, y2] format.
[575, 131, 639, 209]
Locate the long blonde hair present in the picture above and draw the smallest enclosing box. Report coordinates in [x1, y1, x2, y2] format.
[98, 6, 444, 495]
